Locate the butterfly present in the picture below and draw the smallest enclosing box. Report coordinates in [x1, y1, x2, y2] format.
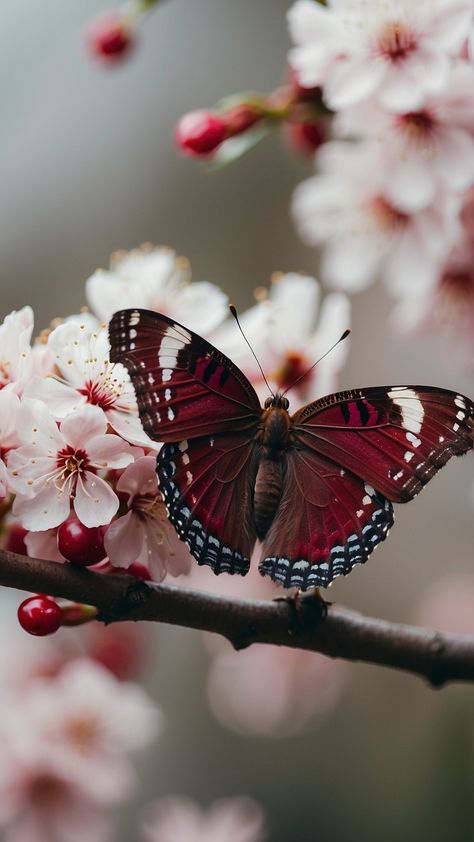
[109, 308, 474, 590]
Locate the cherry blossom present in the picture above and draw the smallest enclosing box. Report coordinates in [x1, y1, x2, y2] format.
[86, 244, 229, 335]
[292, 140, 461, 296]
[0, 307, 35, 393]
[207, 643, 348, 737]
[288, 0, 473, 112]
[8, 400, 133, 531]
[143, 797, 266, 842]
[27, 319, 157, 448]
[334, 64, 474, 212]
[392, 188, 474, 362]
[104, 455, 193, 581]
[0, 391, 21, 499]
[4, 658, 162, 804]
[213, 272, 350, 405]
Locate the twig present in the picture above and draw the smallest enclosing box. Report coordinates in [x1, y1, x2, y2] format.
[1, 547, 474, 686]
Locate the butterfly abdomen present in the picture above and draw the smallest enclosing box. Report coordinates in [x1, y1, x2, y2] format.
[254, 406, 291, 539]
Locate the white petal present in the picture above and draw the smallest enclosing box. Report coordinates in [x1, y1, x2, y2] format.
[13, 482, 71, 531]
[106, 407, 160, 449]
[26, 375, 86, 418]
[17, 398, 64, 453]
[60, 404, 108, 449]
[86, 434, 134, 469]
[104, 511, 144, 568]
[325, 56, 386, 110]
[73, 472, 119, 527]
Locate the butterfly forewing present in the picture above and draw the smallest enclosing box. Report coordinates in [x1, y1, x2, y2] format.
[109, 309, 261, 443]
[292, 386, 474, 503]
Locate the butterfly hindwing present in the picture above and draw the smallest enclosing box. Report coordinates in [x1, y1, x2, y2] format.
[292, 386, 474, 503]
[259, 449, 394, 589]
[109, 309, 261, 443]
[158, 433, 259, 575]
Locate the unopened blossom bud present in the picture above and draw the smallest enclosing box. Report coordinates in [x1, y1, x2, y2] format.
[285, 118, 327, 156]
[223, 103, 263, 137]
[175, 110, 227, 157]
[86, 12, 134, 63]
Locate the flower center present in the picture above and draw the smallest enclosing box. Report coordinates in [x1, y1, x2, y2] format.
[65, 716, 100, 754]
[376, 20, 417, 62]
[56, 446, 89, 477]
[273, 351, 311, 393]
[370, 196, 409, 232]
[28, 773, 67, 807]
[78, 378, 117, 410]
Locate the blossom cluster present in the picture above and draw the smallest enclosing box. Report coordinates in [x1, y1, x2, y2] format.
[0, 605, 161, 842]
[0, 244, 349, 596]
[288, 0, 474, 356]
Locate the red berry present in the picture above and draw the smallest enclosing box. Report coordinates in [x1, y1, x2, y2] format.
[175, 110, 227, 157]
[86, 13, 133, 63]
[57, 518, 106, 566]
[18, 596, 63, 637]
[4, 523, 28, 555]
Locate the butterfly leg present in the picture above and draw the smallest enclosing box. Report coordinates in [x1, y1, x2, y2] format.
[275, 588, 328, 635]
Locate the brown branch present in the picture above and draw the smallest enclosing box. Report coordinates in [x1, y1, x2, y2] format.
[2, 547, 474, 686]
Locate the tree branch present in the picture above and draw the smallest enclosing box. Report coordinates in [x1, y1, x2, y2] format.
[2, 547, 474, 686]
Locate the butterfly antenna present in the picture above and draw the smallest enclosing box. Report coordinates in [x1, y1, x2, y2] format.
[229, 305, 275, 398]
[281, 329, 351, 397]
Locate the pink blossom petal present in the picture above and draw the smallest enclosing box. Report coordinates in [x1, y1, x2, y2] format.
[116, 456, 157, 499]
[25, 528, 64, 562]
[427, 0, 474, 50]
[25, 376, 85, 418]
[60, 405, 107, 449]
[86, 434, 134, 470]
[17, 399, 64, 453]
[13, 482, 71, 531]
[104, 511, 144, 568]
[325, 55, 386, 110]
[433, 128, 474, 192]
[105, 407, 159, 449]
[384, 156, 435, 213]
[73, 472, 119, 528]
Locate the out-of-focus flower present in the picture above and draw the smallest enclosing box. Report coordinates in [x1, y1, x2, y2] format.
[213, 272, 350, 405]
[175, 110, 228, 157]
[0, 752, 115, 842]
[104, 455, 192, 581]
[27, 320, 156, 449]
[0, 391, 21, 498]
[5, 658, 162, 802]
[207, 643, 348, 737]
[288, 0, 473, 112]
[392, 188, 474, 362]
[86, 12, 134, 64]
[292, 141, 461, 296]
[143, 796, 266, 842]
[335, 64, 474, 212]
[86, 245, 228, 335]
[415, 573, 474, 634]
[0, 307, 35, 392]
[8, 400, 133, 530]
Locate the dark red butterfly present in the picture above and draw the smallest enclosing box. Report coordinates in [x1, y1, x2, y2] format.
[109, 308, 474, 590]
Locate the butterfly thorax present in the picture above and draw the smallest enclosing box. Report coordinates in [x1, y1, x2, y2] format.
[254, 405, 292, 539]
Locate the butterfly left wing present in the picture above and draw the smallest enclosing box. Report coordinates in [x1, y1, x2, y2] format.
[259, 448, 394, 589]
[109, 308, 261, 442]
[291, 386, 474, 503]
[158, 433, 258, 575]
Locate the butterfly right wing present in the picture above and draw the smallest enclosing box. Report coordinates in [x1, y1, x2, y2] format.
[158, 432, 259, 575]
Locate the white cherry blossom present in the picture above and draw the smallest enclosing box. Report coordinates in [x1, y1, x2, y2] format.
[8, 400, 133, 530]
[86, 244, 229, 335]
[335, 63, 474, 212]
[292, 140, 461, 296]
[0, 307, 35, 393]
[213, 273, 350, 406]
[143, 797, 265, 842]
[288, 0, 474, 112]
[104, 456, 192, 581]
[26, 320, 156, 449]
[5, 658, 162, 804]
[0, 391, 21, 499]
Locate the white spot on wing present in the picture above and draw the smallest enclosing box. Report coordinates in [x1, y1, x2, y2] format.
[406, 432, 421, 448]
[168, 407, 175, 420]
[389, 388, 424, 434]
[404, 451, 414, 462]
[162, 369, 172, 382]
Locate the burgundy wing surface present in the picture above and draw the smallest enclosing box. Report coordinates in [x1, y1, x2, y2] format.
[292, 386, 474, 503]
[259, 448, 393, 589]
[109, 308, 261, 575]
[108, 308, 261, 442]
[260, 385, 473, 589]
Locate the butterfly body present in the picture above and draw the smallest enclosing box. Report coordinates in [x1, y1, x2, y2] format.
[109, 308, 474, 590]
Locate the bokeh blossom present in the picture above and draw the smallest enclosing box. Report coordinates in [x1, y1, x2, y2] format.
[288, 0, 473, 112]
[142, 796, 266, 842]
[214, 271, 350, 405]
[86, 244, 229, 335]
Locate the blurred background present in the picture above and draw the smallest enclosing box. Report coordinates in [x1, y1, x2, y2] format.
[0, 1, 473, 840]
